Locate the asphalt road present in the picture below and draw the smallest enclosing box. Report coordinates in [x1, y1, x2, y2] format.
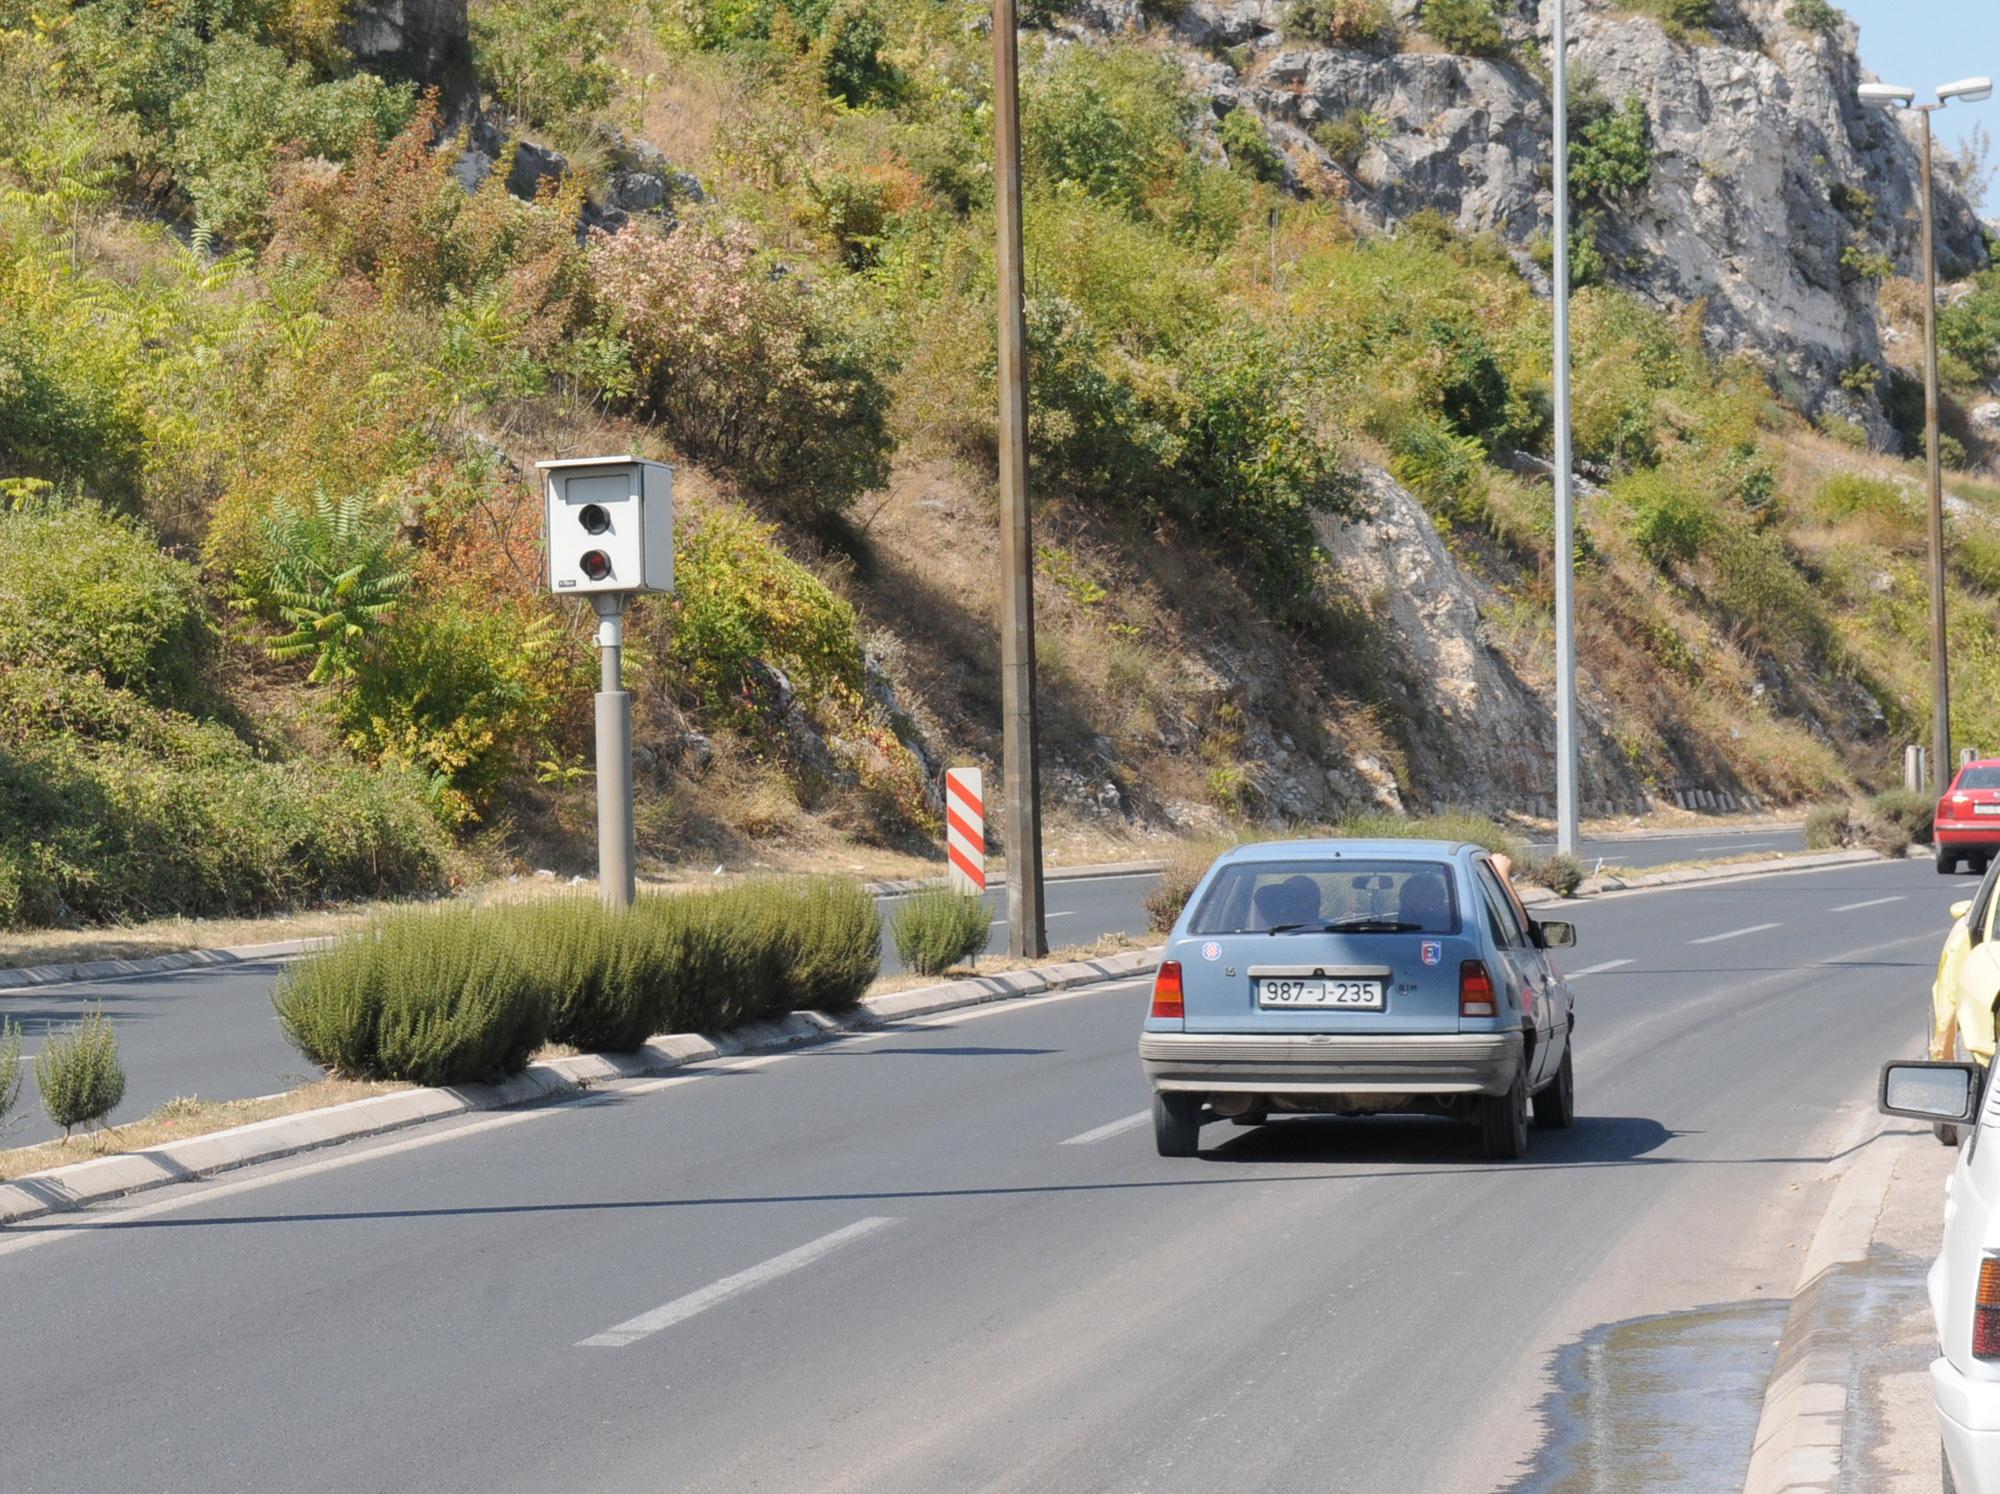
[1529, 821, 1807, 871]
[0, 871, 1164, 1148]
[0, 856, 1958, 1491]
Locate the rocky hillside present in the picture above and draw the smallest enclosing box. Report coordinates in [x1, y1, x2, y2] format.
[4, 0, 2000, 926]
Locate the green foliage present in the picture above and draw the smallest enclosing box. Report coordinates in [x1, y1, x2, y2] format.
[472, 0, 617, 128]
[819, 0, 898, 107]
[1421, 0, 1507, 56]
[891, 885, 989, 975]
[1631, 0, 1715, 38]
[1219, 109, 1285, 185]
[668, 509, 866, 722]
[35, 1011, 126, 1138]
[1828, 181, 1874, 225]
[1872, 788, 1935, 846]
[252, 490, 413, 684]
[1516, 852, 1583, 897]
[0, 497, 211, 709]
[1803, 803, 1850, 849]
[1391, 417, 1489, 529]
[1820, 414, 1870, 449]
[1571, 97, 1652, 207]
[1615, 468, 1713, 569]
[591, 225, 892, 518]
[1786, 0, 1843, 35]
[1815, 471, 1911, 523]
[167, 33, 415, 240]
[0, 1017, 19, 1128]
[1312, 110, 1389, 168]
[1023, 47, 1201, 218]
[1337, 809, 1521, 855]
[1283, 0, 1394, 48]
[1839, 241, 1893, 280]
[1939, 271, 2000, 384]
[274, 908, 546, 1084]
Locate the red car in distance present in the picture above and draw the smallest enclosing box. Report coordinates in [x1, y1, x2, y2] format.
[1935, 758, 2000, 874]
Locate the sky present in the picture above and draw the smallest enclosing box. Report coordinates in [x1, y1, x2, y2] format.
[1843, 0, 2000, 158]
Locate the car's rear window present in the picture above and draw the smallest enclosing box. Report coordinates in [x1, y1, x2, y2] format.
[1961, 766, 2000, 790]
[1187, 859, 1460, 935]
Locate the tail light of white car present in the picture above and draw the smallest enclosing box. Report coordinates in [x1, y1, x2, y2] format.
[1460, 961, 1496, 1019]
[1977, 1255, 2000, 1360]
[1150, 962, 1184, 1021]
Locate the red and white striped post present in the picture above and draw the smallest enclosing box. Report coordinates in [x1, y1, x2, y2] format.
[945, 768, 986, 895]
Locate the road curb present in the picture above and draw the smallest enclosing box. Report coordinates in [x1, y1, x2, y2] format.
[0, 947, 1164, 1228]
[1574, 848, 1884, 899]
[1742, 1125, 1917, 1493]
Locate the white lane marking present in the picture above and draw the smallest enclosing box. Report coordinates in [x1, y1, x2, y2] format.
[1687, 841, 1776, 853]
[578, 1217, 899, 1348]
[1831, 896, 1905, 913]
[1060, 1110, 1150, 1145]
[1564, 959, 1634, 978]
[1689, 922, 1780, 945]
[0, 976, 1156, 1259]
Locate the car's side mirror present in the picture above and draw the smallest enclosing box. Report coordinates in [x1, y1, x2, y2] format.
[1952, 899, 1974, 921]
[1537, 920, 1577, 949]
[1879, 1060, 1983, 1124]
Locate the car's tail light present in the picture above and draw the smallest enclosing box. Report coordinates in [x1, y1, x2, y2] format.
[1975, 1257, 2000, 1359]
[1151, 961, 1184, 1020]
[1460, 961, 1496, 1018]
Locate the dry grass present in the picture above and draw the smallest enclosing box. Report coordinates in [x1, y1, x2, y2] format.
[0, 1079, 406, 1181]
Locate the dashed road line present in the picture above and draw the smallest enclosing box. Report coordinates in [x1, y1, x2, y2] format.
[1831, 896, 1905, 913]
[1689, 922, 1780, 945]
[578, 1216, 900, 1348]
[1060, 1110, 1151, 1146]
[1564, 959, 1635, 978]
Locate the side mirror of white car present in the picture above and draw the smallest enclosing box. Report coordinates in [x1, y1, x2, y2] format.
[1880, 1060, 1983, 1125]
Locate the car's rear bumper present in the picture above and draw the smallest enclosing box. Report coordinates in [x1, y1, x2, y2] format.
[1936, 824, 2000, 848]
[1933, 1355, 2000, 1494]
[1139, 1031, 1523, 1098]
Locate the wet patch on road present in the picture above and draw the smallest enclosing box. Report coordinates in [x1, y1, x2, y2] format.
[1512, 1299, 1789, 1492]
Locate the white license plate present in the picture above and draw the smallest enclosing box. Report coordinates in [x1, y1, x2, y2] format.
[1256, 978, 1385, 1010]
[1975, 804, 2000, 816]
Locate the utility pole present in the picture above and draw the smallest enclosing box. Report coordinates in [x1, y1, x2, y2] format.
[1918, 106, 1953, 793]
[992, 0, 1047, 958]
[593, 594, 637, 908]
[1551, 0, 1580, 858]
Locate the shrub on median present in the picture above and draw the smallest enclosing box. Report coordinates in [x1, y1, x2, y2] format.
[891, 887, 989, 976]
[1803, 803, 1850, 849]
[1871, 789, 1934, 847]
[1516, 851, 1584, 898]
[275, 879, 882, 1078]
[0, 1017, 20, 1129]
[36, 1010, 126, 1139]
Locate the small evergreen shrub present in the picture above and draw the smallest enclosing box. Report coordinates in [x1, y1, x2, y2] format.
[1872, 789, 1935, 846]
[0, 1017, 20, 1128]
[1421, 0, 1507, 58]
[1517, 852, 1584, 898]
[1283, 0, 1393, 47]
[1571, 98, 1652, 207]
[1312, 110, 1389, 168]
[1615, 469, 1713, 569]
[1220, 110, 1285, 185]
[36, 1011, 126, 1138]
[274, 909, 547, 1084]
[1786, 0, 1843, 36]
[1803, 803, 1851, 849]
[892, 887, 989, 976]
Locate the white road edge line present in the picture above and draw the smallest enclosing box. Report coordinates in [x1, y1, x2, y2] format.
[1060, 1110, 1150, 1146]
[1564, 959, 1635, 978]
[578, 1216, 900, 1348]
[1688, 922, 1780, 945]
[1830, 896, 1905, 913]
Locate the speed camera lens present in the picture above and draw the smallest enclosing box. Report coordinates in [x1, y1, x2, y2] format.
[579, 503, 611, 535]
[580, 549, 612, 581]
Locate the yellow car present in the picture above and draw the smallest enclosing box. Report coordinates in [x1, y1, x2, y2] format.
[1932, 866, 2000, 1090]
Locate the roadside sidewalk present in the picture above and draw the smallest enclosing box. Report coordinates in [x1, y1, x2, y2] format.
[1744, 1121, 1954, 1492]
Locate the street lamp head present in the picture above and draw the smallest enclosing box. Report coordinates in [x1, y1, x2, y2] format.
[1859, 82, 1917, 108]
[1938, 77, 1995, 104]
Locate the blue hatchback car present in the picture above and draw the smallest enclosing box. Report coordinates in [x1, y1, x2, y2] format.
[1140, 839, 1578, 1159]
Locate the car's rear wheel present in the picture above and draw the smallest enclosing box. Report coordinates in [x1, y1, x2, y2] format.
[1480, 1068, 1530, 1159]
[1152, 1092, 1203, 1158]
[1533, 1044, 1575, 1130]
[1938, 845, 1960, 874]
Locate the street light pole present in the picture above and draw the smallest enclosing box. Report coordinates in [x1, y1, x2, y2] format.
[1859, 76, 1991, 794]
[1551, 0, 1580, 858]
[992, 0, 1047, 958]
[1918, 105, 1952, 793]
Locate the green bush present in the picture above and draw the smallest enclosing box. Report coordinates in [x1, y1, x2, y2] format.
[0, 1017, 20, 1128]
[1857, 810, 1911, 858]
[1516, 852, 1584, 897]
[776, 878, 882, 1009]
[1872, 788, 1935, 846]
[1786, 0, 1843, 36]
[36, 1010, 126, 1138]
[892, 886, 989, 976]
[274, 908, 547, 1084]
[1571, 97, 1652, 207]
[248, 489, 412, 685]
[1312, 110, 1389, 169]
[1815, 471, 1911, 522]
[1615, 469, 1713, 569]
[471, 0, 616, 128]
[1390, 417, 1490, 529]
[1421, 0, 1507, 57]
[1283, 0, 1393, 47]
[1803, 803, 1850, 849]
[1633, 0, 1715, 37]
[1220, 110, 1285, 185]
[0, 498, 211, 710]
[1023, 47, 1198, 217]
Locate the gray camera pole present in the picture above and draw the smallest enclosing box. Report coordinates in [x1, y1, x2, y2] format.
[592, 593, 636, 908]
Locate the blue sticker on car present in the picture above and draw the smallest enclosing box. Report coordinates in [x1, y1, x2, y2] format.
[1420, 940, 1442, 966]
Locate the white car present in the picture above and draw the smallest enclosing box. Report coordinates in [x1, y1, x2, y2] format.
[1882, 1059, 2000, 1491]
